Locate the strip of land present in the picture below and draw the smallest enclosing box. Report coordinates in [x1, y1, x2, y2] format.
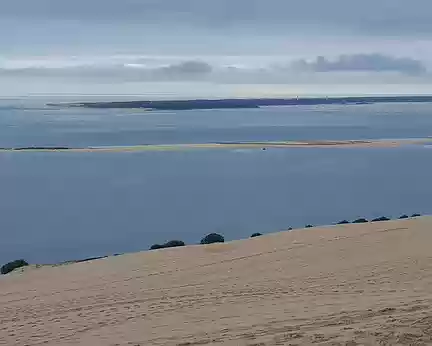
[47, 95, 432, 110]
[1, 217, 432, 345]
[1, 138, 431, 153]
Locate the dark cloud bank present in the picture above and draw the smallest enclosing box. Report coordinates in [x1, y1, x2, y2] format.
[1, 54, 428, 84]
[291, 54, 427, 75]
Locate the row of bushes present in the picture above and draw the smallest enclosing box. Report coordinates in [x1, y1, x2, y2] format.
[150, 231, 273, 251]
[149, 213, 423, 251]
[1, 213, 422, 275]
[150, 233, 226, 250]
[337, 213, 421, 225]
[0, 234, 230, 275]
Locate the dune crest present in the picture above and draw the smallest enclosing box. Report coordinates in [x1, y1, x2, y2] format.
[1, 217, 432, 345]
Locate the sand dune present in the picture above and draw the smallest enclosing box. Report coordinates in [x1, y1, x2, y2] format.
[1, 217, 432, 345]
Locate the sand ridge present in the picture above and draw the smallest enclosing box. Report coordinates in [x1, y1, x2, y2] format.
[1, 217, 432, 345]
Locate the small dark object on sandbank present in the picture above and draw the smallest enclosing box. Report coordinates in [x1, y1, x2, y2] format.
[12, 146, 70, 151]
[399, 214, 409, 219]
[305, 224, 314, 228]
[411, 213, 421, 218]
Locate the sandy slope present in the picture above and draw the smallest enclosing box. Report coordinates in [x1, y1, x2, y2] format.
[1, 217, 432, 346]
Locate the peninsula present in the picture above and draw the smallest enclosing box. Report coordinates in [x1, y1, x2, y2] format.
[47, 95, 432, 110]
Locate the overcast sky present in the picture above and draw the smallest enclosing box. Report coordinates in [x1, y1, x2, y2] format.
[1, 0, 432, 97]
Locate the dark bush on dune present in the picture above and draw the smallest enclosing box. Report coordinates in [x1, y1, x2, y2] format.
[352, 218, 368, 224]
[372, 216, 391, 222]
[163, 240, 185, 248]
[150, 240, 185, 250]
[251, 233, 262, 238]
[399, 214, 409, 219]
[200, 233, 225, 245]
[337, 220, 350, 225]
[288, 227, 293, 231]
[305, 224, 314, 228]
[411, 213, 421, 218]
[1, 259, 29, 275]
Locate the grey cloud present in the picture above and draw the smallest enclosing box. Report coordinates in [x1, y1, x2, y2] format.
[0, 60, 213, 82]
[2, 0, 432, 36]
[1, 56, 430, 85]
[156, 61, 212, 78]
[290, 54, 427, 75]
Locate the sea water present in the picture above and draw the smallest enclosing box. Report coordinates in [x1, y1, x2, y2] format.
[0, 99, 431, 263]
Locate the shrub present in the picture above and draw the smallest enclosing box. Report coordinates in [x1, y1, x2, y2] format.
[399, 214, 409, 219]
[163, 240, 185, 248]
[411, 213, 421, 218]
[288, 227, 293, 231]
[352, 218, 368, 223]
[1, 259, 29, 275]
[150, 240, 186, 250]
[337, 220, 350, 225]
[150, 244, 164, 250]
[251, 233, 262, 238]
[200, 233, 225, 245]
[305, 224, 313, 228]
[372, 216, 391, 222]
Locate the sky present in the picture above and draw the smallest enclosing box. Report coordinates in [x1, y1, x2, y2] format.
[1, 0, 432, 98]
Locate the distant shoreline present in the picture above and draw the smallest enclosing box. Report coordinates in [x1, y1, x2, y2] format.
[46, 95, 432, 110]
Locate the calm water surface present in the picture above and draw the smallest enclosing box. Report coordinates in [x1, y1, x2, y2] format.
[0, 99, 431, 263]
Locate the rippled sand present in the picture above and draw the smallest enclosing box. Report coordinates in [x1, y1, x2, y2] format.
[1, 217, 432, 345]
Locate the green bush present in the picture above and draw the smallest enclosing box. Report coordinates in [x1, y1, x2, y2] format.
[337, 220, 350, 225]
[150, 244, 164, 250]
[411, 213, 421, 218]
[150, 240, 185, 250]
[399, 214, 409, 219]
[200, 233, 225, 245]
[251, 233, 262, 238]
[163, 240, 185, 248]
[1, 259, 29, 275]
[305, 224, 314, 228]
[352, 218, 368, 223]
[372, 216, 391, 222]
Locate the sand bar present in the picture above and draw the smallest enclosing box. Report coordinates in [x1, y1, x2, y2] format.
[1, 217, 432, 345]
[1, 138, 431, 153]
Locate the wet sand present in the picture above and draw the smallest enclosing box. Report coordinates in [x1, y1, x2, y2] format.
[1, 217, 432, 345]
[1, 138, 431, 153]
